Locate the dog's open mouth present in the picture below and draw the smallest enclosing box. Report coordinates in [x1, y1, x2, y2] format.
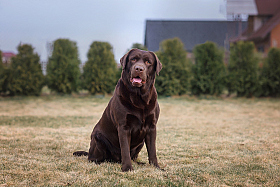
[130, 76, 146, 86]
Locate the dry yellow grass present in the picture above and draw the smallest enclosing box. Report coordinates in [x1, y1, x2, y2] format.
[0, 96, 280, 186]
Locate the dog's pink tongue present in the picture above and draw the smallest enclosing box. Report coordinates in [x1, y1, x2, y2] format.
[133, 78, 142, 83]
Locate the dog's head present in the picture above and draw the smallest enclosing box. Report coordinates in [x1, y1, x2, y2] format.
[120, 49, 162, 89]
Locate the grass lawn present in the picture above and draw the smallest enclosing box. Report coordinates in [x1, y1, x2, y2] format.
[0, 95, 280, 186]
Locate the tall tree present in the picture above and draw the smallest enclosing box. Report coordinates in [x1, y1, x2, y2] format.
[258, 47, 280, 97]
[227, 41, 259, 97]
[82, 41, 117, 94]
[0, 50, 5, 93]
[0, 51, 12, 94]
[46, 39, 81, 94]
[191, 41, 226, 95]
[6, 44, 44, 96]
[155, 37, 192, 96]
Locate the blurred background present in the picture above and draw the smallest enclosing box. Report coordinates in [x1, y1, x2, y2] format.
[1, 0, 227, 64]
[1, 0, 280, 97]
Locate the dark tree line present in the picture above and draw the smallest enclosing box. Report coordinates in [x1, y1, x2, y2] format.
[155, 38, 280, 97]
[1, 38, 280, 97]
[0, 44, 44, 96]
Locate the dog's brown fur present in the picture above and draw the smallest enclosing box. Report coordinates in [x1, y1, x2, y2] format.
[73, 49, 162, 172]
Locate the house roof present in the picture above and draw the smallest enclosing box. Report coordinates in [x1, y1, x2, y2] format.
[248, 8, 280, 40]
[145, 20, 247, 52]
[2, 52, 16, 58]
[255, 0, 280, 15]
[230, 4, 280, 42]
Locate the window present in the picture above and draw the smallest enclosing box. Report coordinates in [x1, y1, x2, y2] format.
[257, 45, 264, 52]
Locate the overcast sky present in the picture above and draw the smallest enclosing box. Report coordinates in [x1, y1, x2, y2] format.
[0, 0, 226, 63]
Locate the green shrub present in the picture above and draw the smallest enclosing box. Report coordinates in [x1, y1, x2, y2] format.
[227, 41, 259, 97]
[0, 51, 5, 93]
[0, 50, 4, 92]
[5, 44, 44, 96]
[155, 37, 192, 96]
[258, 48, 280, 97]
[130, 43, 148, 51]
[82, 41, 117, 94]
[46, 39, 81, 94]
[191, 41, 226, 95]
[0, 51, 11, 95]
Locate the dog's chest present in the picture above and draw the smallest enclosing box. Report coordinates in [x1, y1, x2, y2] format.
[126, 112, 154, 133]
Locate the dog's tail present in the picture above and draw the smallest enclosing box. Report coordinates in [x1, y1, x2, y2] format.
[73, 151, 88, 156]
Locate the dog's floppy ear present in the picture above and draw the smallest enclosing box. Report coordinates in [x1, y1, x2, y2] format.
[150, 52, 162, 75]
[120, 49, 137, 70]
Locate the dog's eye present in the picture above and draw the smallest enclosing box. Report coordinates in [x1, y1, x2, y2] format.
[131, 58, 137, 62]
[145, 61, 151, 64]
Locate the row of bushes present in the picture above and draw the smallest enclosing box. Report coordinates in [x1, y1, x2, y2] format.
[0, 39, 118, 96]
[156, 38, 280, 97]
[45, 39, 119, 95]
[1, 38, 280, 97]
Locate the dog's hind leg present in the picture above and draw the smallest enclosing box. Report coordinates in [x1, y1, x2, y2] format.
[88, 135, 107, 163]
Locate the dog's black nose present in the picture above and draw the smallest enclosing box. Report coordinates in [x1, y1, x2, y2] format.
[135, 65, 145, 72]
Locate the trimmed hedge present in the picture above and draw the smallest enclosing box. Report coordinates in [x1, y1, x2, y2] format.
[46, 39, 81, 94]
[258, 47, 280, 97]
[191, 42, 226, 95]
[82, 41, 117, 94]
[226, 41, 259, 97]
[155, 38, 192, 96]
[5, 44, 44, 96]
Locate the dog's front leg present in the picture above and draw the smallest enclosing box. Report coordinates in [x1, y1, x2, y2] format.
[118, 126, 132, 172]
[145, 125, 160, 169]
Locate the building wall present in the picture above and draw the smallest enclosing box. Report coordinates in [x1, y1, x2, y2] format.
[145, 20, 247, 52]
[270, 23, 280, 48]
[254, 17, 263, 31]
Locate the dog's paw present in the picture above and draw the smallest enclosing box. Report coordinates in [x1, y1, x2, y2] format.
[122, 164, 133, 172]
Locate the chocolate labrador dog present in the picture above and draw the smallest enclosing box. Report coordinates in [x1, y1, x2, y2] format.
[73, 48, 162, 172]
